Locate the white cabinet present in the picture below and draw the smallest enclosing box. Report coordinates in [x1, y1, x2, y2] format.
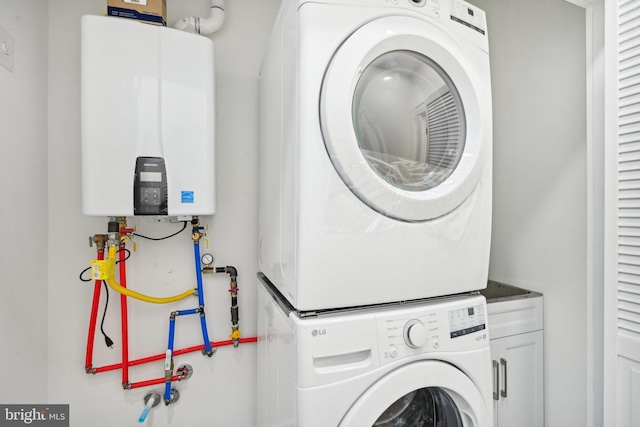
[491, 329, 544, 427]
[482, 282, 544, 427]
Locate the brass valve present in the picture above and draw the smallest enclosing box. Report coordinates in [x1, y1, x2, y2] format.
[90, 234, 108, 248]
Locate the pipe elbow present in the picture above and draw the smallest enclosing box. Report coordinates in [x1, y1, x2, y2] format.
[173, 17, 194, 32]
[226, 266, 237, 279]
[215, 266, 238, 280]
[173, 0, 225, 36]
[199, 9, 225, 35]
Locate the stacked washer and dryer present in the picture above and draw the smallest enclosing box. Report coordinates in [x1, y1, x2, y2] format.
[257, 0, 494, 425]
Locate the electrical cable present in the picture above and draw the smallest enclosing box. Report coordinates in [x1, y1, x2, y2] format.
[133, 221, 188, 241]
[99, 249, 130, 348]
[100, 282, 113, 348]
[80, 249, 131, 348]
[79, 267, 92, 282]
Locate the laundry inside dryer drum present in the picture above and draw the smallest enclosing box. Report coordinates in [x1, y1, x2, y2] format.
[352, 50, 466, 193]
[372, 387, 463, 427]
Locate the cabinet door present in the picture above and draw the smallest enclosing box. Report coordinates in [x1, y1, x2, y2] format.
[491, 330, 544, 427]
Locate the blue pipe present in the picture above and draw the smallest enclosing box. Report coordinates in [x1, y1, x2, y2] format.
[192, 235, 205, 306]
[191, 229, 212, 355]
[164, 315, 177, 404]
[200, 310, 212, 356]
[138, 395, 156, 423]
[175, 309, 199, 316]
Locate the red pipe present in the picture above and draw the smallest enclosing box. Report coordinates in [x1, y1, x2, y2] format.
[129, 375, 181, 390]
[119, 244, 129, 386]
[85, 247, 105, 371]
[91, 337, 258, 374]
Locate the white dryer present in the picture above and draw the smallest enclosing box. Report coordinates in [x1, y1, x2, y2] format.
[257, 274, 494, 426]
[259, 0, 492, 310]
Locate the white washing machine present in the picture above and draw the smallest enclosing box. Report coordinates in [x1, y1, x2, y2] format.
[259, 0, 493, 311]
[257, 273, 494, 426]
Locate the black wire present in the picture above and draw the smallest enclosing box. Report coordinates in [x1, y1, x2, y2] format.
[115, 248, 131, 263]
[97, 248, 130, 348]
[79, 266, 92, 282]
[100, 282, 113, 348]
[78, 248, 132, 348]
[133, 221, 188, 241]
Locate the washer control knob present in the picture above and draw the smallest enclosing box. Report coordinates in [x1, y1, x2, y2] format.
[404, 319, 428, 348]
[389, 347, 398, 358]
[432, 338, 440, 349]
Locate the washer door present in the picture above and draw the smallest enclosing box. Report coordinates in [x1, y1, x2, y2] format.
[339, 361, 489, 426]
[320, 15, 489, 222]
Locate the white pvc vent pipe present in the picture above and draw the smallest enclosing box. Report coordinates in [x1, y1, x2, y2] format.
[173, 0, 225, 35]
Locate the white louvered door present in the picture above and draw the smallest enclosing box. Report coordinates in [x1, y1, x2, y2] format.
[605, 0, 640, 425]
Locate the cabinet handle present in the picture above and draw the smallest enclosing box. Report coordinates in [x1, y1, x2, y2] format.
[500, 357, 508, 398]
[492, 359, 499, 400]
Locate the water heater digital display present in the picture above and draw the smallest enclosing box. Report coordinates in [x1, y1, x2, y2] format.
[81, 15, 215, 216]
[134, 157, 168, 215]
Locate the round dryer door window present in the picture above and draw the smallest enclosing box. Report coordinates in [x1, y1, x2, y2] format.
[321, 15, 491, 222]
[338, 361, 490, 426]
[353, 51, 466, 194]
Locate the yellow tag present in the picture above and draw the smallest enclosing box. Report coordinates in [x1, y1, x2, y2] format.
[90, 259, 114, 280]
[230, 329, 241, 340]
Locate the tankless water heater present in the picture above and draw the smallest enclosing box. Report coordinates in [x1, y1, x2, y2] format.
[81, 15, 215, 216]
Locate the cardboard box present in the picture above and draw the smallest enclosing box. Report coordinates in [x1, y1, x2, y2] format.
[107, 0, 167, 26]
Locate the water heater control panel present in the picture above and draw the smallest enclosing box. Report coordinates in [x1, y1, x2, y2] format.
[134, 157, 168, 215]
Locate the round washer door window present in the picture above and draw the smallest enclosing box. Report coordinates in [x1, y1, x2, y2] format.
[338, 361, 490, 426]
[373, 387, 463, 426]
[321, 15, 490, 221]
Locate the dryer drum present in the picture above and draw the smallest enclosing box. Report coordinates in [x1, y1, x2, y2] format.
[352, 50, 466, 194]
[372, 387, 463, 427]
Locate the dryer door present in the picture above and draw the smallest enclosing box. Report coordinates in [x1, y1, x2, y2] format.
[339, 361, 491, 426]
[320, 15, 490, 222]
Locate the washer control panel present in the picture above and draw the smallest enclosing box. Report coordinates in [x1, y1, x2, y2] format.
[448, 303, 485, 338]
[375, 296, 487, 365]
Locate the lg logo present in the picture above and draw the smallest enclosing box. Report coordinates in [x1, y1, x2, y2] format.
[311, 329, 327, 337]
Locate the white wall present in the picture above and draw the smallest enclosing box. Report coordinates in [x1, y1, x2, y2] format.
[0, 0, 49, 405]
[468, 0, 588, 425]
[46, 1, 279, 426]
